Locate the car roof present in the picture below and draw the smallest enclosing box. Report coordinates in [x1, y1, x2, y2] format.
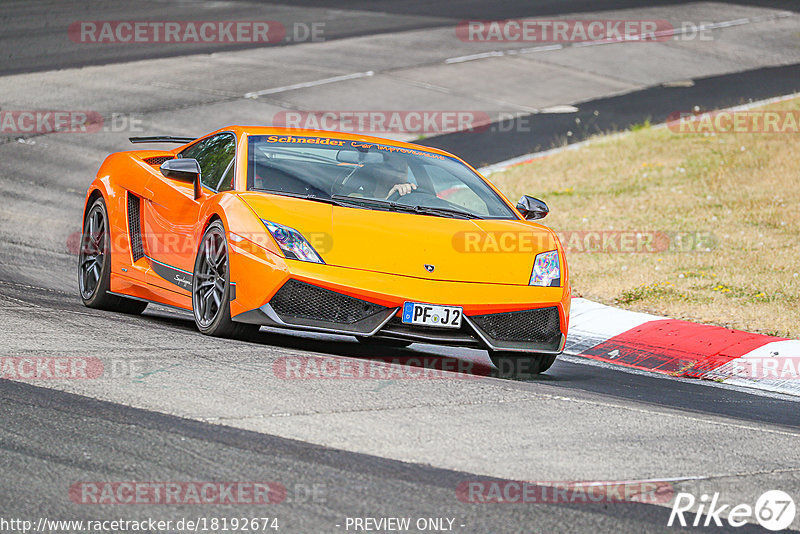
[205, 126, 459, 160]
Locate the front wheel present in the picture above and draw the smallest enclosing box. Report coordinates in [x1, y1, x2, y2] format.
[192, 220, 258, 339]
[489, 351, 557, 379]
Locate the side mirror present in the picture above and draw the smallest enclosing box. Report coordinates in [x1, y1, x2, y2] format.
[161, 158, 201, 199]
[516, 195, 549, 220]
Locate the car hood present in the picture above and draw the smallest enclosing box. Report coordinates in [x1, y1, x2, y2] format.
[238, 193, 560, 285]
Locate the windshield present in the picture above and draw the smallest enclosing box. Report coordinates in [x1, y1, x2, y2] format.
[246, 134, 518, 219]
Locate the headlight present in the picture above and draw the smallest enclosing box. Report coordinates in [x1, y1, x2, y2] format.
[529, 250, 560, 287]
[262, 220, 324, 264]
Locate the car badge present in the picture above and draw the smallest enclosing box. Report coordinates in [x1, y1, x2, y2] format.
[424, 264, 435, 272]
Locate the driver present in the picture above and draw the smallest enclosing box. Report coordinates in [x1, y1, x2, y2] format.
[375, 154, 416, 200]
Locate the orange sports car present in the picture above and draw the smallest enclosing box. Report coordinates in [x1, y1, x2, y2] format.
[79, 127, 570, 375]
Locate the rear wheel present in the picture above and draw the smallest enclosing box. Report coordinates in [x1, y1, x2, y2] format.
[78, 197, 147, 314]
[489, 351, 557, 379]
[192, 220, 258, 339]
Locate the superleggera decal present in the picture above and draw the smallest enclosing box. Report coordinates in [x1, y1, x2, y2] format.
[148, 257, 193, 292]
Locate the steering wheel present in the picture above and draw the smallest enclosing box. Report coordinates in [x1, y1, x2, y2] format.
[331, 164, 375, 197]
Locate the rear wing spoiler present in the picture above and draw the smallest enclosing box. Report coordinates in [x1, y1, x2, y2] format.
[129, 136, 196, 144]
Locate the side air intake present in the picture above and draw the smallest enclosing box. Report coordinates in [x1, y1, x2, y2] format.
[127, 193, 144, 262]
[142, 155, 174, 166]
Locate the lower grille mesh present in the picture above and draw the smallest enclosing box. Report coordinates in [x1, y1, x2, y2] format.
[127, 193, 144, 262]
[471, 307, 561, 342]
[270, 280, 386, 324]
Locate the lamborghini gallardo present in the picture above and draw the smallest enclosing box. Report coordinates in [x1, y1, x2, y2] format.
[79, 127, 570, 374]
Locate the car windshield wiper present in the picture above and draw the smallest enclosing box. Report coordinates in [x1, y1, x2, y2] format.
[259, 190, 349, 206]
[331, 195, 479, 219]
[331, 195, 414, 212]
[410, 205, 479, 219]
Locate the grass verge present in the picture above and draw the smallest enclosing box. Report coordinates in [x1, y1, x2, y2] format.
[490, 96, 800, 338]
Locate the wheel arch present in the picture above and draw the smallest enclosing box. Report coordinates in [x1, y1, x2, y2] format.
[83, 187, 105, 222]
[196, 192, 265, 245]
[203, 212, 224, 233]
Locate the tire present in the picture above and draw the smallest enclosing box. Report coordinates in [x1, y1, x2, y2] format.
[489, 351, 558, 379]
[357, 337, 413, 348]
[79, 196, 148, 315]
[192, 220, 259, 339]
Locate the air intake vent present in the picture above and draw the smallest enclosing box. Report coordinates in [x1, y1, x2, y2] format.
[270, 280, 386, 324]
[143, 155, 174, 166]
[127, 193, 144, 262]
[471, 307, 561, 343]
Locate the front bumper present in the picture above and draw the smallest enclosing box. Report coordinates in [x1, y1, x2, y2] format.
[233, 274, 569, 354]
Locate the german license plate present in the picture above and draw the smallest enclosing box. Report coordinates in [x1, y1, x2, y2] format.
[401, 302, 463, 328]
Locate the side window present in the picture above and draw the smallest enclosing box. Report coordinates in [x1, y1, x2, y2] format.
[180, 133, 235, 191]
[217, 160, 235, 192]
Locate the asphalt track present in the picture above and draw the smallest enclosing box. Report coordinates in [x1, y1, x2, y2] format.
[3, 0, 796, 75]
[421, 63, 800, 167]
[2, 1, 800, 533]
[0, 378, 775, 534]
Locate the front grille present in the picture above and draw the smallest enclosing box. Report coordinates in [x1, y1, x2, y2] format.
[270, 279, 387, 324]
[471, 307, 561, 342]
[143, 155, 174, 166]
[126, 193, 144, 261]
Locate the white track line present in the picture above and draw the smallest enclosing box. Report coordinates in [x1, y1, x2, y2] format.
[244, 70, 375, 99]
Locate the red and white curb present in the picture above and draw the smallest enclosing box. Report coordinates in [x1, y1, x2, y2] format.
[566, 298, 800, 396]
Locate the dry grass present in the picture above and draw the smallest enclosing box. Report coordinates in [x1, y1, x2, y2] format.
[490, 97, 800, 338]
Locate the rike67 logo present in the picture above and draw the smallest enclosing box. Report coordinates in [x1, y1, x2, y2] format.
[668, 490, 796, 531]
